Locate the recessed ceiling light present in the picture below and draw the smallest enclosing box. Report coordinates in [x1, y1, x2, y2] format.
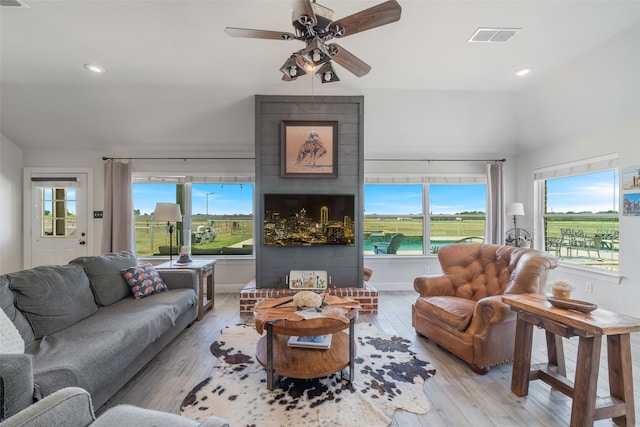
[84, 64, 105, 74]
[515, 67, 532, 77]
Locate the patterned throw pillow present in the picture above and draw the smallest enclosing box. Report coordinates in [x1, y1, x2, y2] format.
[121, 264, 169, 299]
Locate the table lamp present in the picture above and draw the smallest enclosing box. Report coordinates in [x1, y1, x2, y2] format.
[152, 203, 182, 263]
[506, 202, 525, 246]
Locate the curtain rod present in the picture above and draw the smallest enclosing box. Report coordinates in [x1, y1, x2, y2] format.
[364, 158, 506, 163]
[102, 156, 255, 161]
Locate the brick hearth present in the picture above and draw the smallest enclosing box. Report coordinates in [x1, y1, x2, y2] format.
[240, 281, 378, 314]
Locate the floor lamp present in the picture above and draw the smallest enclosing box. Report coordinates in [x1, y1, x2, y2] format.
[506, 202, 524, 246]
[152, 203, 182, 263]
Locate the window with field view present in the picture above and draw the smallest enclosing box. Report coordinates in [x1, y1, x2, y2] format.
[132, 182, 254, 258]
[541, 169, 619, 271]
[363, 183, 486, 255]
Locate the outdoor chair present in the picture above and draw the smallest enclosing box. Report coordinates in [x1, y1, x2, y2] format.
[373, 233, 404, 254]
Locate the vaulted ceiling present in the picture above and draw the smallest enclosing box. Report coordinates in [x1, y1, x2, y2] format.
[2, 1, 639, 156]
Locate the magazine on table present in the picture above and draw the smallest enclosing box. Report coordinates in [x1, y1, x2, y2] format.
[287, 334, 332, 349]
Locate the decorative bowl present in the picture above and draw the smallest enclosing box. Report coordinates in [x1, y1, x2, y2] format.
[546, 296, 598, 313]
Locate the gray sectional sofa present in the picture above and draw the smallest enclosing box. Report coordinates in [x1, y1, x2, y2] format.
[0, 251, 199, 421]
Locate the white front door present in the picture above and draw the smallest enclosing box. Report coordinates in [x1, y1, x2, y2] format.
[25, 169, 92, 268]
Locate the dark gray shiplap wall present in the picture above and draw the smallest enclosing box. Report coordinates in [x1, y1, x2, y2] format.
[255, 95, 364, 289]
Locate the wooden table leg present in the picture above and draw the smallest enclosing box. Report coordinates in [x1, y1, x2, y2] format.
[197, 271, 205, 321]
[546, 331, 566, 376]
[511, 314, 534, 397]
[266, 322, 276, 391]
[571, 335, 602, 426]
[608, 334, 635, 427]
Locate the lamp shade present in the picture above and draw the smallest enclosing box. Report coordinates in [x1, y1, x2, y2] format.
[152, 203, 182, 222]
[506, 202, 525, 217]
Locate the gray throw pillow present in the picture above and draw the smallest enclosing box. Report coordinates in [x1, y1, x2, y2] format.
[8, 264, 98, 339]
[69, 251, 138, 306]
[0, 275, 36, 345]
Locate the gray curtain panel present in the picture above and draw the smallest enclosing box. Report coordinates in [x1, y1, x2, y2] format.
[484, 162, 504, 245]
[102, 160, 135, 253]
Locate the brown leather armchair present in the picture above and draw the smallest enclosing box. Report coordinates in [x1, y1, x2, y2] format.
[412, 244, 558, 374]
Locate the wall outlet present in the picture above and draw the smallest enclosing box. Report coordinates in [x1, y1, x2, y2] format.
[585, 281, 593, 293]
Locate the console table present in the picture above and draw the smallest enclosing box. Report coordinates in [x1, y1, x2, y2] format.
[503, 293, 640, 427]
[156, 259, 216, 321]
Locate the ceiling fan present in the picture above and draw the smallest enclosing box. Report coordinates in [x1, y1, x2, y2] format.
[225, 0, 402, 83]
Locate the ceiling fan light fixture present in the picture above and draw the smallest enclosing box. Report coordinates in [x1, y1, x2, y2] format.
[299, 37, 332, 66]
[280, 54, 307, 80]
[315, 62, 340, 83]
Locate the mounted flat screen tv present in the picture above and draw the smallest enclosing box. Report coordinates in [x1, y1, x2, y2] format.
[264, 194, 355, 246]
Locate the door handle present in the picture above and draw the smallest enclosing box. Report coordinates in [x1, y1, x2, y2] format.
[79, 240, 86, 245]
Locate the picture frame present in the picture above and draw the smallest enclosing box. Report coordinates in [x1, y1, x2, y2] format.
[288, 270, 328, 290]
[281, 120, 338, 178]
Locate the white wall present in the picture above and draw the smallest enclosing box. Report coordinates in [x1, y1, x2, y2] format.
[0, 134, 24, 274]
[514, 23, 640, 317]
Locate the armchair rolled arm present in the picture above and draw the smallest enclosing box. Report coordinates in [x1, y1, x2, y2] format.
[0, 387, 95, 427]
[466, 295, 516, 336]
[413, 275, 456, 297]
[1, 354, 35, 421]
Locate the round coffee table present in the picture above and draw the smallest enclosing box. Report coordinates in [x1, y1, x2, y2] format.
[255, 314, 356, 390]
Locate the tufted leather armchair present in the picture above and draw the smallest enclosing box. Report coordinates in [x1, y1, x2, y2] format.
[412, 244, 558, 374]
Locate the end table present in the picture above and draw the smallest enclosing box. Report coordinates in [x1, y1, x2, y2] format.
[156, 259, 216, 320]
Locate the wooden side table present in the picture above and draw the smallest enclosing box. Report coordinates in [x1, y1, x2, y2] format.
[156, 259, 216, 321]
[503, 293, 640, 427]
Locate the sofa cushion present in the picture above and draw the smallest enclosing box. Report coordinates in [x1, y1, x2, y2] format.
[70, 251, 138, 306]
[26, 288, 197, 400]
[121, 264, 168, 299]
[0, 275, 35, 345]
[8, 264, 98, 339]
[415, 296, 476, 331]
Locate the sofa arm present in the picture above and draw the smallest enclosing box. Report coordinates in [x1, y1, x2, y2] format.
[413, 275, 456, 297]
[158, 270, 199, 295]
[0, 354, 35, 421]
[0, 387, 95, 427]
[466, 295, 516, 336]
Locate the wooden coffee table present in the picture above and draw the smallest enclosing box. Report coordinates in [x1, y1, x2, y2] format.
[255, 314, 356, 390]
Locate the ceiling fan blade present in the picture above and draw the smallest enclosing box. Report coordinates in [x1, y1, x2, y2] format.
[330, 44, 371, 77]
[292, 0, 317, 27]
[224, 27, 296, 41]
[330, 0, 402, 38]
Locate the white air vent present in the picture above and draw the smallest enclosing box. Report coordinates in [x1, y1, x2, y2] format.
[0, 0, 29, 7]
[468, 27, 521, 43]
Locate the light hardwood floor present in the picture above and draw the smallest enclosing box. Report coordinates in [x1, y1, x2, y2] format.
[103, 291, 640, 426]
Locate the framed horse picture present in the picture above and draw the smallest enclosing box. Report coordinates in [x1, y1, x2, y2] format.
[281, 120, 338, 178]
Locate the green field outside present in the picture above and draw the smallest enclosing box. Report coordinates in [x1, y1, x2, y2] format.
[135, 215, 619, 270]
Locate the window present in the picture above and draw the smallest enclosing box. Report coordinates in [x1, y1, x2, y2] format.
[132, 181, 254, 258]
[540, 169, 619, 271]
[364, 183, 486, 255]
[42, 187, 77, 237]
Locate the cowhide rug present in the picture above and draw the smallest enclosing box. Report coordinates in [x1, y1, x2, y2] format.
[180, 323, 436, 427]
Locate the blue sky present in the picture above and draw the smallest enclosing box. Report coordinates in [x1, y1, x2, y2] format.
[133, 183, 254, 215]
[364, 184, 487, 215]
[546, 170, 619, 213]
[133, 171, 619, 216]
